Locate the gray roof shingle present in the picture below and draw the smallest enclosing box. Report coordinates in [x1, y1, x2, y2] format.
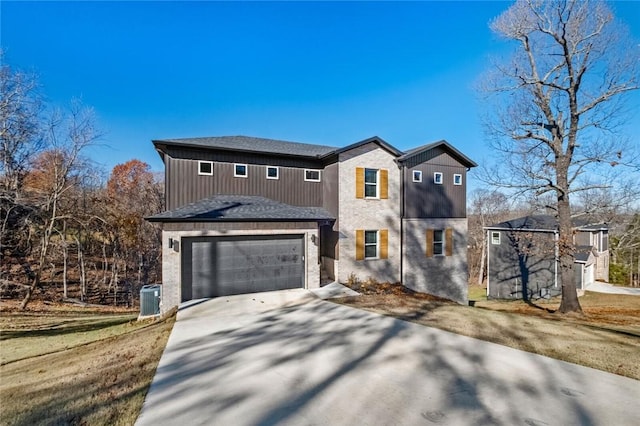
[487, 215, 607, 231]
[153, 136, 337, 158]
[146, 195, 335, 222]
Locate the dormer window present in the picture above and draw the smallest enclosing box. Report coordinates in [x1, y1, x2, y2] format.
[198, 161, 213, 176]
[234, 164, 248, 178]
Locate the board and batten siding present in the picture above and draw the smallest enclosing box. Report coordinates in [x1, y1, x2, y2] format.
[403, 151, 468, 219]
[165, 155, 324, 210]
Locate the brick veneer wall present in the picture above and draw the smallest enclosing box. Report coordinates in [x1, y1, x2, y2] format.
[336, 143, 401, 283]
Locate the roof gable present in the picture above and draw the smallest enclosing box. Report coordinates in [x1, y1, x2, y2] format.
[397, 140, 477, 168]
[327, 136, 403, 158]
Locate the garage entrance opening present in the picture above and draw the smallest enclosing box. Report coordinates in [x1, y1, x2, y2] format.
[181, 235, 305, 301]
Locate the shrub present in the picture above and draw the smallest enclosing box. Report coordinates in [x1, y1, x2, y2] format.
[609, 263, 629, 285]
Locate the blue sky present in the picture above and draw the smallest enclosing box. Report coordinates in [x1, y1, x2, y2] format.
[2, 1, 639, 191]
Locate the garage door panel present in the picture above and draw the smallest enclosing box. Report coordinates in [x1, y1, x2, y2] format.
[181, 235, 304, 301]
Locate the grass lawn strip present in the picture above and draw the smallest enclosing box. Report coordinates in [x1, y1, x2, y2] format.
[0, 308, 174, 425]
[0, 314, 143, 365]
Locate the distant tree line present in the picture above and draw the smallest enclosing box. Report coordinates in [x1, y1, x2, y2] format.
[1, 57, 163, 309]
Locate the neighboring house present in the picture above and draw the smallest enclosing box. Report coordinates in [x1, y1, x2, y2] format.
[485, 215, 609, 300]
[147, 135, 477, 313]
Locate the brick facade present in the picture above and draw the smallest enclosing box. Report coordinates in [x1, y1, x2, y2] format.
[402, 218, 468, 304]
[336, 143, 402, 283]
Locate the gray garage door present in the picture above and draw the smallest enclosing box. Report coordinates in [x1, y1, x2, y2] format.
[181, 235, 304, 301]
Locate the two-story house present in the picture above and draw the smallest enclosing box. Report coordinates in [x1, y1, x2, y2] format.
[484, 215, 610, 300]
[147, 136, 476, 313]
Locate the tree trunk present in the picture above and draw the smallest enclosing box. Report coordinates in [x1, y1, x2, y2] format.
[62, 221, 68, 299]
[557, 189, 582, 313]
[20, 196, 58, 310]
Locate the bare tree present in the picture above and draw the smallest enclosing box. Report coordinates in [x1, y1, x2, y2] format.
[20, 101, 101, 309]
[480, 0, 639, 313]
[468, 189, 511, 287]
[0, 57, 45, 261]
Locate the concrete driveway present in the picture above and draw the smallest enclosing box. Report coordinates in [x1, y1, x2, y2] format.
[136, 290, 640, 426]
[586, 281, 640, 295]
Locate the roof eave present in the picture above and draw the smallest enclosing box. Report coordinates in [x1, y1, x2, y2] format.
[145, 217, 335, 223]
[152, 139, 332, 160]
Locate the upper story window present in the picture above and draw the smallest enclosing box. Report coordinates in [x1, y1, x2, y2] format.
[434, 172, 443, 185]
[364, 168, 378, 197]
[453, 174, 463, 186]
[304, 169, 321, 182]
[412, 170, 422, 182]
[356, 167, 388, 199]
[198, 161, 213, 176]
[266, 166, 279, 180]
[234, 164, 248, 178]
[491, 231, 501, 245]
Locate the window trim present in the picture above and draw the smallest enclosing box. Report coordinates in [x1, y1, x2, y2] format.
[434, 172, 443, 185]
[364, 168, 379, 198]
[433, 229, 445, 256]
[198, 161, 213, 176]
[234, 163, 248, 178]
[491, 231, 501, 245]
[304, 169, 321, 182]
[266, 166, 279, 180]
[453, 174, 462, 186]
[364, 230, 379, 259]
[412, 170, 423, 182]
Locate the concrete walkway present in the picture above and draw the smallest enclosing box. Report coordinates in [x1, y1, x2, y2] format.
[586, 281, 640, 295]
[137, 290, 640, 426]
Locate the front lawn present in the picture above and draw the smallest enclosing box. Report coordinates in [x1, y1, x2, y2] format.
[0, 302, 175, 425]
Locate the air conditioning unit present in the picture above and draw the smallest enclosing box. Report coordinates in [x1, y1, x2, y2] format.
[140, 284, 161, 316]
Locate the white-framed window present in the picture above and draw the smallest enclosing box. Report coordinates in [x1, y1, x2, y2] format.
[491, 231, 501, 245]
[364, 230, 378, 259]
[266, 166, 279, 180]
[433, 229, 445, 255]
[364, 168, 378, 198]
[234, 163, 248, 178]
[198, 161, 213, 176]
[412, 170, 422, 182]
[304, 169, 321, 182]
[434, 172, 443, 185]
[453, 174, 462, 185]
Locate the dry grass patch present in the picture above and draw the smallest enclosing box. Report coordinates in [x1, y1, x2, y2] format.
[334, 283, 640, 380]
[0, 302, 174, 425]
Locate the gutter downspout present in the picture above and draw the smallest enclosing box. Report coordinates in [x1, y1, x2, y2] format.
[399, 162, 404, 284]
[486, 229, 490, 298]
